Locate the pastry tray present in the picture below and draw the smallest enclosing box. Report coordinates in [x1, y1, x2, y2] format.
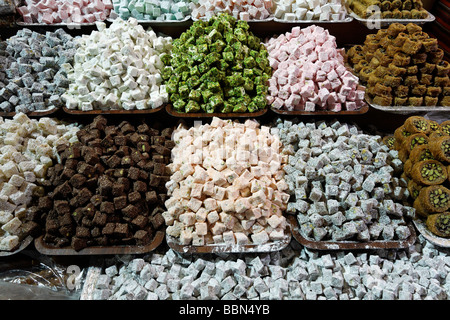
[0, 236, 33, 257]
[348, 9, 435, 27]
[288, 215, 417, 250]
[192, 16, 274, 22]
[107, 15, 191, 25]
[165, 104, 268, 118]
[273, 16, 353, 23]
[413, 218, 450, 248]
[365, 97, 450, 115]
[33, 230, 164, 255]
[166, 227, 292, 254]
[0, 107, 60, 118]
[62, 105, 164, 115]
[16, 20, 99, 28]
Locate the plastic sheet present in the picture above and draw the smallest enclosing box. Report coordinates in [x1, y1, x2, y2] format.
[0, 251, 86, 300]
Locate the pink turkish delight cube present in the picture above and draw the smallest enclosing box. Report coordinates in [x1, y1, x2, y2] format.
[272, 97, 285, 109]
[345, 101, 358, 111]
[305, 101, 316, 111]
[328, 103, 342, 112]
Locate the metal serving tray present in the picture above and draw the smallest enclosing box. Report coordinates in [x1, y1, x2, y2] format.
[288, 215, 417, 250]
[34, 231, 164, 256]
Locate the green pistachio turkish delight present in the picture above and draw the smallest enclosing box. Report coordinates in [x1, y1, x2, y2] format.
[164, 12, 271, 113]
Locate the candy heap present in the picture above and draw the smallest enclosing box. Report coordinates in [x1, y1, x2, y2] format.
[17, 0, 113, 24]
[38, 116, 174, 251]
[265, 26, 365, 112]
[0, 113, 80, 251]
[347, 23, 450, 107]
[191, 0, 273, 21]
[62, 18, 172, 111]
[163, 117, 290, 246]
[274, 118, 415, 242]
[111, 0, 192, 21]
[164, 13, 271, 113]
[273, 0, 347, 21]
[390, 116, 450, 238]
[0, 28, 76, 113]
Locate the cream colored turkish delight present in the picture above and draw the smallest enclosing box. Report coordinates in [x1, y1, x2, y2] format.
[163, 118, 290, 246]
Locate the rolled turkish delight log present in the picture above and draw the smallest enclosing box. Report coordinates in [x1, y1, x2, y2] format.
[401, 10, 412, 18]
[407, 178, 424, 199]
[414, 185, 450, 217]
[411, 160, 448, 186]
[426, 213, 450, 238]
[436, 61, 450, 77]
[424, 96, 438, 106]
[404, 116, 431, 135]
[428, 49, 444, 64]
[429, 136, 450, 163]
[402, 0, 413, 11]
[394, 96, 408, 106]
[409, 144, 435, 164]
[407, 96, 424, 106]
[391, 8, 402, 18]
[387, 23, 407, 37]
[394, 125, 412, 149]
[406, 22, 422, 34]
[401, 37, 422, 55]
[440, 120, 450, 135]
[382, 135, 396, 150]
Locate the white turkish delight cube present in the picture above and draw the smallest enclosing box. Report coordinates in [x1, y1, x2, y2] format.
[203, 181, 215, 196]
[219, 199, 235, 213]
[235, 232, 249, 245]
[207, 211, 220, 224]
[222, 231, 235, 245]
[190, 183, 203, 199]
[251, 230, 269, 245]
[211, 222, 227, 235]
[196, 208, 208, 222]
[0, 235, 19, 251]
[195, 222, 208, 236]
[180, 228, 193, 245]
[212, 186, 226, 200]
[192, 232, 205, 246]
[1, 216, 21, 234]
[187, 198, 202, 213]
[0, 211, 13, 225]
[179, 212, 196, 226]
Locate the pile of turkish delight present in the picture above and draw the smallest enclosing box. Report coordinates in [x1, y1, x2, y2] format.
[62, 18, 172, 111]
[16, 0, 113, 24]
[0, 113, 80, 251]
[163, 117, 290, 246]
[265, 25, 365, 112]
[0, 28, 76, 113]
[273, 118, 415, 242]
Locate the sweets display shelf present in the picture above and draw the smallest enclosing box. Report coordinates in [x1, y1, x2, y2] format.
[62, 105, 165, 116]
[348, 8, 435, 28]
[166, 230, 291, 254]
[34, 231, 165, 255]
[365, 98, 450, 114]
[270, 102, 369, 115]
[165, 104, 269, 118]
[0, 107, 60, 118]
[288, 215, 417, 250]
